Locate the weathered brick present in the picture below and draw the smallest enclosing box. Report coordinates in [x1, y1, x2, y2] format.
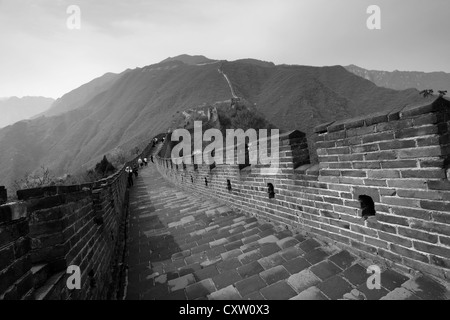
[378, 140, 416, 150]
[368, 169, 403, 181]
[420, 201, 450, 212]
[378, 232, 412, 248]
[365, 151, 397, 161]
[351, 144, 379, 154]
[380, 197, 420, 209]
[353, 162, 381, 169]
[398, 147, 442, 159]
[362, 132, 394, 144]
[381, 160, 417, 169]
[398, 227, 438, 244]
[428, 180, 450, 191]
[387, 179, 427, 189]
[401, 169, 445, 179]
[390, 244, 429, 263]
[413, 241, 450, 258]
[391, 207, 431, 220]
[409, 219, 450, 237]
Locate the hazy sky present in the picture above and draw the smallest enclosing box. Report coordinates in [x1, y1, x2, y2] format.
[1, 0, 449, 98]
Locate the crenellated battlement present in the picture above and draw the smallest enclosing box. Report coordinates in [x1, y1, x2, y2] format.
[0, 143, 155, 300]
[155, 97, 450, 281]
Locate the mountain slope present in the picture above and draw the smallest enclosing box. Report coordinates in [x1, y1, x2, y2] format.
[0, 56, 427, 190]
[0, 96, 54, 128]
[40, 72, 122, 117]
[345, 64, 450, 92]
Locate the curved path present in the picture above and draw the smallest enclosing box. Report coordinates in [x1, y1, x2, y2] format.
[124, 164, 450, 300]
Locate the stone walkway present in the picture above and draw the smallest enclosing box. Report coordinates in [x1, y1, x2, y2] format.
[124, 164, 450, 300]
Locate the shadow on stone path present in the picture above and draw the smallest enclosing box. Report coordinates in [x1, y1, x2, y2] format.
[124, 164, 450, 300]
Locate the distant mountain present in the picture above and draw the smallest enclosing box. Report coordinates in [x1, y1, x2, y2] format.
[345, 64, 450, 92]
[0, 96, 54, 128]
[161, 54, 217, 65]
[0, 55, 426, 190]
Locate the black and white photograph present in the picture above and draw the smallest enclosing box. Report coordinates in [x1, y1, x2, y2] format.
[0, 0, 449, 307]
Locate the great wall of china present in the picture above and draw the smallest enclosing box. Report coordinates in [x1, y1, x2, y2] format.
[155, 97, 450, 281]
[1, 96, 450, 299]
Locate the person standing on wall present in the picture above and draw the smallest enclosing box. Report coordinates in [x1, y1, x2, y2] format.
[126, 166, 134, 187]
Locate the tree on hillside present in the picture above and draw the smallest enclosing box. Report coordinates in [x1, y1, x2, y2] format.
[94, 156, 116, 177]
[420, 89, 434, 98]
[12, 166, 56, 192]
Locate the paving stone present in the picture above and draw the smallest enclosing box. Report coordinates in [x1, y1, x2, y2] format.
[241, 241, 261, 253]
[194, 265, 219, 281]
[237, 261, 265, 278]
[294, 234, 307, 242]
[298, 239, 321, 253]
[280, 246, 304, 261]
[287, 270, 321, 293]
[185, 252, 208, 265]
[290, 286, 328, 300]
[205, 246, 227, 259]
[276, 237, 300, 250]
[258, 253, 286, 270]
[217, 257, 242, 272]
[283, 257, 311, 275]
[186, 279, 217, 300]
[310, 261, 342, 281]
[401, 276, 450, 300]
[225, 240, 244, 251]
[212, 270, 243, 290]
[380, 269, 410, 291]
[260, 266, 290, 285]
[191, 243, 211, 254]
[154, 274, 168, 285]
[238, 249, 263, 265]
[209, 238, 229, 247]
[208, 285, 242, 300]
[260, 281, 297, 300]
[200, 258, 221, 268]
[303, 248, 329, 265]
[258, 235, 279, 244]
[178, 263, 202, 276]
[168, 274, 196, 292]
[274, 230, 292, 239]
[235, 275, 267, 297]
[221, 249, 242, 261]
[328, 250, 356, 270]
[357, 282, 389, 300]
[242, 233, 260, 244]
[317, 276, 353, 300]
[259, 224, 274, 231]
[172, 250, 191, 260]
[342, 264, 368, 286]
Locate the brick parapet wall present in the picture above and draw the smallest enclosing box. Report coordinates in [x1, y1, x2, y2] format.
[0, 142, 155, 300]
[156, 97, 450, 281]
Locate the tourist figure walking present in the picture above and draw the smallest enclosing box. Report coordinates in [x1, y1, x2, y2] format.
[138, 158, 143, 168]
[126, 166, 134, 187]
